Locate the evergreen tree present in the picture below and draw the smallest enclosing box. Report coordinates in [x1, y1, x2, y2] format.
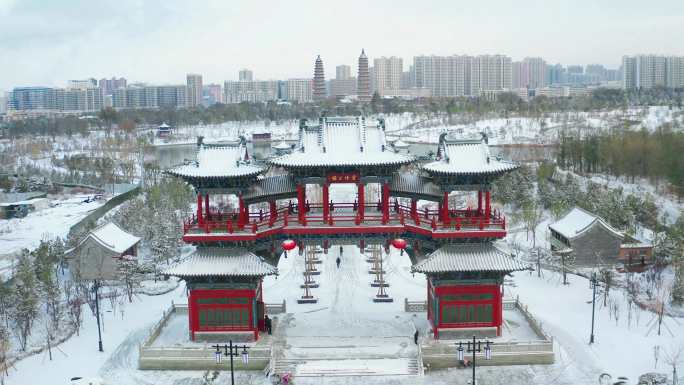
[12, 251, 39, 351]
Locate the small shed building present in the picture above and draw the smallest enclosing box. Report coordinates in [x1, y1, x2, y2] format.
[549, 207, 624, 266]
[66, 222, 140, 280]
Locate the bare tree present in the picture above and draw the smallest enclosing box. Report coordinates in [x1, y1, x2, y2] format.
[0, 326, 9, 385]
[663, 343, 684, 385]
[601, 269, 614, 307]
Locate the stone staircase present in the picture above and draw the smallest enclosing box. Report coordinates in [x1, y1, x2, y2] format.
[272, 357, 421, 377]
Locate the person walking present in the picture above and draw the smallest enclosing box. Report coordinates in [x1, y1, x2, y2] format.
[336, 256, 341, 268]
[264, 315, 272, 335]
[414, 329, 419, 345]
[339, 245, 343, 256]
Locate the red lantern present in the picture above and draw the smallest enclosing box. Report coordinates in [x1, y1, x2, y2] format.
[391, 238, 407, 250]
[282, 239, 296, 251]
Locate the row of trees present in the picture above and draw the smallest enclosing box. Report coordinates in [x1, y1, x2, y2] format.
[0, 237, 84, 357]
[494, 163, 684, 303]
[111, 177, 194, 273]
[3, 87, 682, 139]
[558, 126, 684, 196]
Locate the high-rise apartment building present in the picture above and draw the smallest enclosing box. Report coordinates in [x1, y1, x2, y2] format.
[113, 85, 158, 109]
[373, 56, 403, 95]
[415, 54, 511, 96]
[205, 84, 223, 104]
[239, 69, 254, 82]
[157, 85, 188, 108]
[283, 79, 313, 103]
[666, 57, 684, 88]
[336, 65, 351, 80]
[99, 77, 127, 96]
[622, 55, 684, 89]
[224, 80, 278, 103]
[357, 49, 371, 102]
[313, 55, 326, 101]
[524, 57, 547, 88]
[330, 65, 356, 98]
[413, 55, 472, 97]
[186, 73, 203, 107]
[67, 78, 97, 89]
[546, 64, 567, 85]
[9, 86, 103, 113]
[512, 58, 547, 89]
[470, 55, 512, 95]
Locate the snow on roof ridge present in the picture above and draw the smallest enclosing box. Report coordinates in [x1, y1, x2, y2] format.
[549, 206, 623, 240]
[74, 222, 140, 254]
[423, 135, 517, 175]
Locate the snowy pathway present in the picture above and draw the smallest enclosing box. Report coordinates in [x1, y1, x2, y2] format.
[264, 245, 425, 378]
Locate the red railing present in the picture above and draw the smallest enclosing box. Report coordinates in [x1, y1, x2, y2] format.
[183, 201, 506, 239]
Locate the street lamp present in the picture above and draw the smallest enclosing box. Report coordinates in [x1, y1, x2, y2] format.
[457, 336, 493, 385]
[213, 341, 251, 385]
[590, 272, 598, 344]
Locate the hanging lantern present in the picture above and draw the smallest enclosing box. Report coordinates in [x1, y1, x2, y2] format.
[281, 239, 296, 251]
[391, 238, 407, 250]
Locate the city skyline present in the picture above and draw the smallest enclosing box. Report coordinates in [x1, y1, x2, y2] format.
[2, 0, 684, 91]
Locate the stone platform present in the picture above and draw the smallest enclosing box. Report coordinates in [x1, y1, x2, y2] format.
[138, 304, 272, 370]
[419, 299, 555, 369]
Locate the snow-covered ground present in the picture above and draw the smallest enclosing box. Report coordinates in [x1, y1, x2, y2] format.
[7, 241, 683, 385]
[389, 106, 683, 146]
[5, 285, 187, 385]
[0, 195, 105, 279]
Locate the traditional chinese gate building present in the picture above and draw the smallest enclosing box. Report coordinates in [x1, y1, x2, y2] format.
[165, 117, 527, 342]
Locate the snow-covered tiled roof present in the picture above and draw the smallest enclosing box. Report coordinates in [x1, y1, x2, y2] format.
[422, 135, 518, 176]
[75, 222, 140, 254]
[412, 243, 529, 274]
[269, 116, 414, 168]
[166, 140, 263, 179]
[549, 207, 623, 240]
[164, 248, 277, 278]
[272, 141, 291, 150]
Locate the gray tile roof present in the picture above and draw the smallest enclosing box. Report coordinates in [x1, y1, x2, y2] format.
[166, 142, 263, 179]
[164, 248, 277, 278]
[390, 173, 442, 199]
[422, 136, 518, 176]
[243, 175, 296, 202]
[269, 116, 414, 168]
[412, 243, 529, 274]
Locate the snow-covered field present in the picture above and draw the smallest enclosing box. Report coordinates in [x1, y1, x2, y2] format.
[389, 106, 683, 146]
[0, 195, 104, 279]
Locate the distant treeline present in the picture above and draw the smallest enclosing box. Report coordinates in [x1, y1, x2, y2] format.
[2, 86, 683, 138]
[558, 127, 684, 196]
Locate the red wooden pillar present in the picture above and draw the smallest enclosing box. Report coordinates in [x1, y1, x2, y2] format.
[358, 183, 365, 223]
[238, 195, 246, 226]
[442, 192, 450, 226]
[297, 183, 305, 224]
[410, 198, 417, 219]
[485, 190, 491, 220]
[322, 183, 330, 223]
[205, 194, 210, 220]
[381, 181, 390, 224]
[269, 201, 277, 220]
[197, 193, 203, 226]
[188, 290, 196, 340]
[477, 190, 483, 215]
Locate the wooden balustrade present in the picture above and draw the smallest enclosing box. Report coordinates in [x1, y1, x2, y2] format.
[183, 202, 507, 237]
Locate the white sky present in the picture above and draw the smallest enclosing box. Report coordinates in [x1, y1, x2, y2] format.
[1, 0, 683, 91]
